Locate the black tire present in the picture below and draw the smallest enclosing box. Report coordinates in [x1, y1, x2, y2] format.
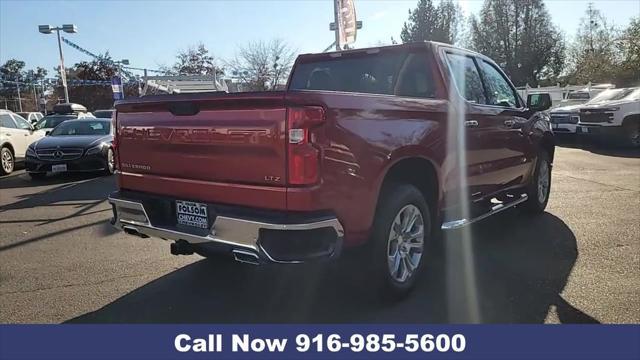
[28, 172, 47, 180]
[1, 146, 14, 175]
[523, 151, 551, 214]
[103, 147, 115, 175]
[368, 183, 431, 299]
[623, 119, 640, 148]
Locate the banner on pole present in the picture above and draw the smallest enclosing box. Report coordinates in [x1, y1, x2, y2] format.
[111, 76, 123, 100]
[337, 0, 358, 47]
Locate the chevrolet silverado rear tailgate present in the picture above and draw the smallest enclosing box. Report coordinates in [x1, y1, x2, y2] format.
[114, 92, 287, 208]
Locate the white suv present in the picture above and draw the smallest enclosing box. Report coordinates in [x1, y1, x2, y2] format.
[0, 110, 46, 175]
[549, 88, 636, 135]
[577, 88, 640, 147]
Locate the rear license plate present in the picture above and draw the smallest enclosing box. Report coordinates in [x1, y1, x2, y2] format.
[51, 164, 67, 173]
[580, 127, 589, 134]
[176, 200, 208, 229]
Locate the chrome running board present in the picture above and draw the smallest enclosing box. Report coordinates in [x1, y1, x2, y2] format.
[441, 194, 528, 230]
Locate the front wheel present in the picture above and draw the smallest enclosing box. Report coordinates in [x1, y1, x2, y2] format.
[624, 120, 640, 148]
[103, 148, 115, 175]
[1, 147, 14, 175]
[523, 151, 551, 214]
[369, 183, 431, 299]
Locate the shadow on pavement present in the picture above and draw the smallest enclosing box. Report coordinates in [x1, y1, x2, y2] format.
[0, 173, 117, 252]
[555, 135, 640, 159]
[69, 210, 599, 324]
[0, 174, 115, 212]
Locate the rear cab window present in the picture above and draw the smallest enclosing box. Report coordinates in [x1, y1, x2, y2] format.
[288, 48, 438, 99]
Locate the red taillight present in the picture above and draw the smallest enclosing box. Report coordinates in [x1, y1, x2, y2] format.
[287, 106, 325, 185]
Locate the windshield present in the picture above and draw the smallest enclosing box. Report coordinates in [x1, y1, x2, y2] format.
[49, 120, 111, 136]
[93, 110, 114, 118]
[566, 92, 590, 100]
[35, 115, 76, 129]
[623, 88, 640, 101]
[587, 88, 635, 104]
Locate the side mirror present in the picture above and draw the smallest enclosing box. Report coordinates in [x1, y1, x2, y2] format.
[527, 93, 552, 112]
[45, 130, 51, 136]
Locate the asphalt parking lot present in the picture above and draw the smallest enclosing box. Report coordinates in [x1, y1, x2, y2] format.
[1, 144, 638, 324]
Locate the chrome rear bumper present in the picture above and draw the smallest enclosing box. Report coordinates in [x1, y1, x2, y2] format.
[108, 193, 344, 264]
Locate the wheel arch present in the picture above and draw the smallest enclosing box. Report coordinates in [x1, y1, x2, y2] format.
[375, 155, 440, 226]
[1, 142, 15, 156]
[622, 113, 640, 127]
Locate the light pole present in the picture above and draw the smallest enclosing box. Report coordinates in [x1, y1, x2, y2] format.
[38, 24, 77, 104]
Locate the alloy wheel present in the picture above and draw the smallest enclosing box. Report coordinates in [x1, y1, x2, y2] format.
[1, 149, 13, 174]
[107, 148, 115, 173]
[537, 159, 550, 204]
[386, 204, 425, 283]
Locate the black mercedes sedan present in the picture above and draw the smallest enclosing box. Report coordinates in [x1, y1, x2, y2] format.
[25, 118, 115, 179]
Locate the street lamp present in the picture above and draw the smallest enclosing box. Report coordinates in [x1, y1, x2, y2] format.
[38, 24, 77, 104]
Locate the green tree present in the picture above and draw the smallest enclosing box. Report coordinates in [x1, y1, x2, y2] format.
[24, 67, 48, 83]
[565, 4, 620, 84]
[68, 53, 117, 81]
[401, 0, 463, 44]
[616, 17, 640, 86]
[165, 43, 222, 76]
[0, 59, 26, 81]
[470, 0, 565, 86]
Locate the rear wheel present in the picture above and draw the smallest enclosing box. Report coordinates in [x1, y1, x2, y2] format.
[369, 183, 431, 299]
[523, 151, 551, 214]
[1, 147, 14, 175]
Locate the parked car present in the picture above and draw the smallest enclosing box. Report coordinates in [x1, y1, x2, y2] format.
[35, 103, 95, 134]
[25, 118, 115, 179]
[0, 109, 47, 175]
[577, 88, 640, 147]
[108, 42, 554, 297]
[16, 112, 44, 124]
[93, 109, 114, 119]
[549, 88, 636, 134]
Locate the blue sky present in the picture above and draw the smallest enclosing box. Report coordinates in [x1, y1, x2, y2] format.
[1, 0, 638, 76]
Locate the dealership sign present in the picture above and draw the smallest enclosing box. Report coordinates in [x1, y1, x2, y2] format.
[329, 0, 362, 50]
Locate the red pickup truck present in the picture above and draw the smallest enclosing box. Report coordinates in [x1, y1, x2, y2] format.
[109, 42, 554, 296]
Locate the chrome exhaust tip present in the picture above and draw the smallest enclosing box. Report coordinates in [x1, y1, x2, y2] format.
[232, 250, 260, 265]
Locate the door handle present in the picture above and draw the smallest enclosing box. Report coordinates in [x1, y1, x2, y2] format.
[504, 119, 516, 127]
[464, 120, 479, 128]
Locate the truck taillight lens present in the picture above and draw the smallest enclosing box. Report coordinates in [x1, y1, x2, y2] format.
[287, 106, 325, 185]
